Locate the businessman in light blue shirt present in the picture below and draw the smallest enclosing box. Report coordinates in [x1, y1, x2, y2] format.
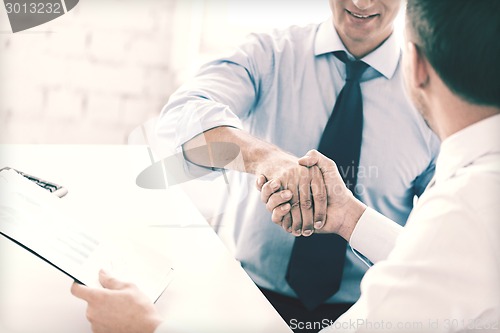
[72, 1, 440, 332]
[156, 0, 438, 331]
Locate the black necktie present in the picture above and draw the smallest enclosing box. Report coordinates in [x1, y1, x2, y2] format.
[286, 52, 368, 311]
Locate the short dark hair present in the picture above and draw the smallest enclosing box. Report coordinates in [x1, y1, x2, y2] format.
[406, 0, 500, 108]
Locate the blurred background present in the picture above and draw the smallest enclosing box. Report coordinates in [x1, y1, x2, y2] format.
[0, 0, 338, 144]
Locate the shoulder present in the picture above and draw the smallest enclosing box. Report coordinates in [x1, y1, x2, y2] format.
[242, 23, 320, 55]
[223, 23, 320, 79]
[408, 153, 500, 254]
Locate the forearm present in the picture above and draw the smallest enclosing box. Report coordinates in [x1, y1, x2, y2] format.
[182, 126, 297, 177]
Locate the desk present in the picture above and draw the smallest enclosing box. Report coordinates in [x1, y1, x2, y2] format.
[0, 144, 292, 333]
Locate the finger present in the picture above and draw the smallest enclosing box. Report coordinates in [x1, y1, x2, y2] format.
[298, 168, 314, 237]
[297, 150, 317, 167]
[99, 270, 130, 290]
[281, 212, 293, 233]
[255, 174, 267, 191]
[71, 281, 94, 302]
[299, 150, 344, 202]
[271, 203, 291, 225]
[288, 183, 303, 237]
[310, 165, 327, 230]
[266, 190, 292, 212]
[298, 150, 337, 175]
[260, 179, 281, 204]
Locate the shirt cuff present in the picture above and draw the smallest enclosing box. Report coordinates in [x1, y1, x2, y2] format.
[159, 100, 244, 150]
[349, 207, 403, 263]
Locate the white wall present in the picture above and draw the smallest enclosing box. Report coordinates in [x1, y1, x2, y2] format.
[0, 0, 178, 143]
[0, 0, 404, 144]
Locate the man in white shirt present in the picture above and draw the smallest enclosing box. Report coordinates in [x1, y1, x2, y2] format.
[70, 0, 500, 332]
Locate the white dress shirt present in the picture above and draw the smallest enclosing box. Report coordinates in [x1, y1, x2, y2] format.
[321, 114, 500, 332]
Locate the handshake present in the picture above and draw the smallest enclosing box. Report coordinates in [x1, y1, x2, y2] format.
[255, 149, 367, 241]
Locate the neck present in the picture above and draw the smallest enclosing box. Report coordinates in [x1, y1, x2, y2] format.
[335, 25, 393, 59]
[422, 66, 500, 140]
[433, 96, 500, 141]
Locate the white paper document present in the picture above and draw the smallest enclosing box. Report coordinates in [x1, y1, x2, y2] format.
[0, 169, 173, 302]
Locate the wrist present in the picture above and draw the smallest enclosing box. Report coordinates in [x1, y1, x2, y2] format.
[250, 148, 297, 178]
[337, 193, 366, 241]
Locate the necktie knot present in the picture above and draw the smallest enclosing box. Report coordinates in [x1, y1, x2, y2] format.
[346, 60, 368, 81]
[335, 51, 368, 82]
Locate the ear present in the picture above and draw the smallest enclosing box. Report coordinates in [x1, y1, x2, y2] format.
[406, 42, 430, 89]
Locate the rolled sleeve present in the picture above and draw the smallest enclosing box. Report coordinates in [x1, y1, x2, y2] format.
[349, 207, 402, 263]
[157, 99, 244, 150]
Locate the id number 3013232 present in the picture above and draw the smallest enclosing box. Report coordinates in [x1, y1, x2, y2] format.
[5, 2, 62, 14]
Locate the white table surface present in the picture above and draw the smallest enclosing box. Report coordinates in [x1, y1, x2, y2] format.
[0, 144, 292, 333]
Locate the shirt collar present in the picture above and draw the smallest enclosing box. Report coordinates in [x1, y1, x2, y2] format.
[434, 114, 500, 183]
[314, 18, 401, 79]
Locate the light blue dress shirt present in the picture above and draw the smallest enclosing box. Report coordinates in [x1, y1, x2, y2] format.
[157, 19, 440, 304]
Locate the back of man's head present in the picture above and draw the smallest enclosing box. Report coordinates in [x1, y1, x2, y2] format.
[406, 0, 500, 108]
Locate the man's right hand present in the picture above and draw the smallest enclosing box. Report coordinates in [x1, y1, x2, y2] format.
[255, 153, 327, 237]
[258, 150, 366, 241]
[183, 127, 329, 237]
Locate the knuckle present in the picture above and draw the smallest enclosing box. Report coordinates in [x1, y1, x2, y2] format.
[308, 149, 319, 158]
[300, 199, 313, 210]
[298, 182, 310, 193]
[267, 197, 282, 211]
[298, 166, 309, 176]
[272, 214, 282, 224]
[314, 191, 327, 203]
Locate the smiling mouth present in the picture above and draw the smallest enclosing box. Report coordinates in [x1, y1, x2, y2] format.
[346, 9, 379, 20]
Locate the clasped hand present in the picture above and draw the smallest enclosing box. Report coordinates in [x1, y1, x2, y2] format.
[257, 150, 362, 239]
